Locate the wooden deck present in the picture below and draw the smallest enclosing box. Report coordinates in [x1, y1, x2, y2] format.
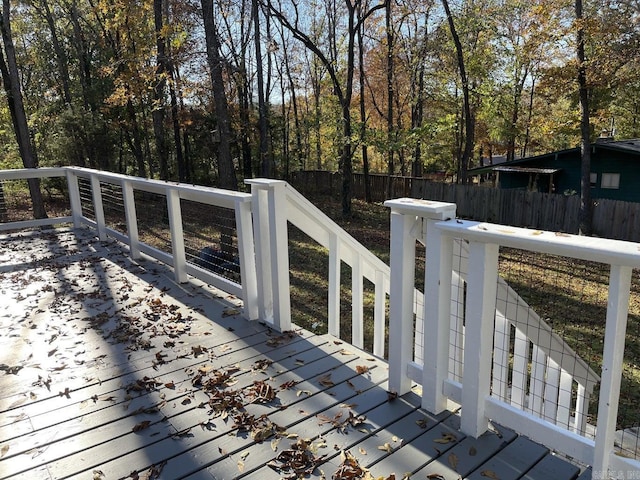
[0, 228, 586, 480]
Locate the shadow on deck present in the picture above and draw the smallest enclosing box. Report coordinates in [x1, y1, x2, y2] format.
[0, 228, 585, 480]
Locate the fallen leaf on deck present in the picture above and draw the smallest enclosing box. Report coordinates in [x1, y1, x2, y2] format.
[448, 452, 459, 471]
[433, 432, 457, 444]
[359, 447, 367, 455]
[133, 420, 151, 432]
[377, 442, 393, 453]
[481, 470, 500, 479]
[469, 445, 477, 456]
[427, 474, 446, 480]
[237, 460, 244, 472]
[1, 445, 9, 458]
[416, 418, 428, 429]
[271, 438, 280, 451]
[223, 308, 241, 317]
[318, 374, 334, 387]
[355, 365, 369, 374]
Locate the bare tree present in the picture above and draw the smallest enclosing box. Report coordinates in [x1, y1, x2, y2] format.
[266, 0, 387, 215]
[201, 0, 237, 191]
[441, 0, 473, 184]
[0, 0, 46, 219]
[576, 0, 592, 234]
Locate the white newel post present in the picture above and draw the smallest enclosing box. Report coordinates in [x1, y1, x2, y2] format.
[592, 264, 632, 478]
[387, 207, 418, 396]
[385, 198, 457, 398]
[234, 198, 259, 321]
[166, 188, 188, 283]
[90, 174, 107, 241]
[121, 179, 141, 260]
[461, 239, 499, 437]
[247, 179, 292, 331]
[66, 170, 83, 228]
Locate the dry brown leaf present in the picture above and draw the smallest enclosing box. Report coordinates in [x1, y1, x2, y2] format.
[318, 374, 334, 387]
[359, 447, 367, 455]
[1, 445, 9, 458]
[132, 420, 151, 432]
[237, 460, 244, 472]
[355, 365, 369, 374]
[433, 432, 457, 444]
[427, 474, 446, 480]
[377, 442, 393, 453]
[481, 471, 500, 479]
[448, 452, 458, 471]
[223, 308, 241, 317]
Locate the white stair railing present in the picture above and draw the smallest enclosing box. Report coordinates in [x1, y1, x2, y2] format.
[247, 179, 411, 358]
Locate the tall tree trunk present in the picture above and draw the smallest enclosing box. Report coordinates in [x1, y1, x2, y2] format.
[357, 13, 371, 203]
[522, 76, 535, 158]
[442, 0, 473, 184]
[385, 0, 394, 199]
[124, 98, 146, 177]
[0, 0, 46, 219]
[201, 0, 237, 191]
[254, 0, 271, 177]
[576, 0, 592, 235]
[153, 0, 170, 180]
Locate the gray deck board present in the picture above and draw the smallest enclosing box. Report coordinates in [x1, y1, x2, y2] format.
[0, 228, 587, 480]
[522, 453, 581, 480]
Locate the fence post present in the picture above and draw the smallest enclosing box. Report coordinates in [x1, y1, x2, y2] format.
[166, 188, 188, 283]
[592, 264, 632, 477]
[121, 179, 140, 260]
[246, 179, 291, 331]
[65, 169, 83, 228]
[461, 239, 499, 437]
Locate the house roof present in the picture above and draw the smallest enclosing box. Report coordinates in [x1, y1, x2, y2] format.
[469, 138, 640, 175]
[493, 166, 560, 175]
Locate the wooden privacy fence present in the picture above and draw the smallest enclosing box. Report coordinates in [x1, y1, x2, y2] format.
[290, 171, 640, 242]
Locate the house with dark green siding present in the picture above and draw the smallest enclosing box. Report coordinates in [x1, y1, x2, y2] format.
[469, 138, 640, 203]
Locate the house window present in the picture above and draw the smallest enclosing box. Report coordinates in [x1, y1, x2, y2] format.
[601, 173, 620, 189]
[590, 173, 597, 187]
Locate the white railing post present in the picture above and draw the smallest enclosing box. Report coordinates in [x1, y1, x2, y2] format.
[352, 254, 364, 349]
[385, 198, 457, 398]
[120, 179, 141, 260]
[234, 197, 259, 321]
[373, 270, 386, 357]
[166, 188, 188, 283]
[387, 208, 418, 396]
[66, 169, 83, 228]
[423, 218, 454, 413]
[593, 264, 632, 478]
[246, 179, 291, 331]
[461, 239, 499, 437]
[90, 174, 107, 240]
[328, 232, 341, 338]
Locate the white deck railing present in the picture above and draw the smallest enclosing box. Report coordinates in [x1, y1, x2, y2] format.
[2, 168, 636, 479]
[386, 197, 640, 480]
